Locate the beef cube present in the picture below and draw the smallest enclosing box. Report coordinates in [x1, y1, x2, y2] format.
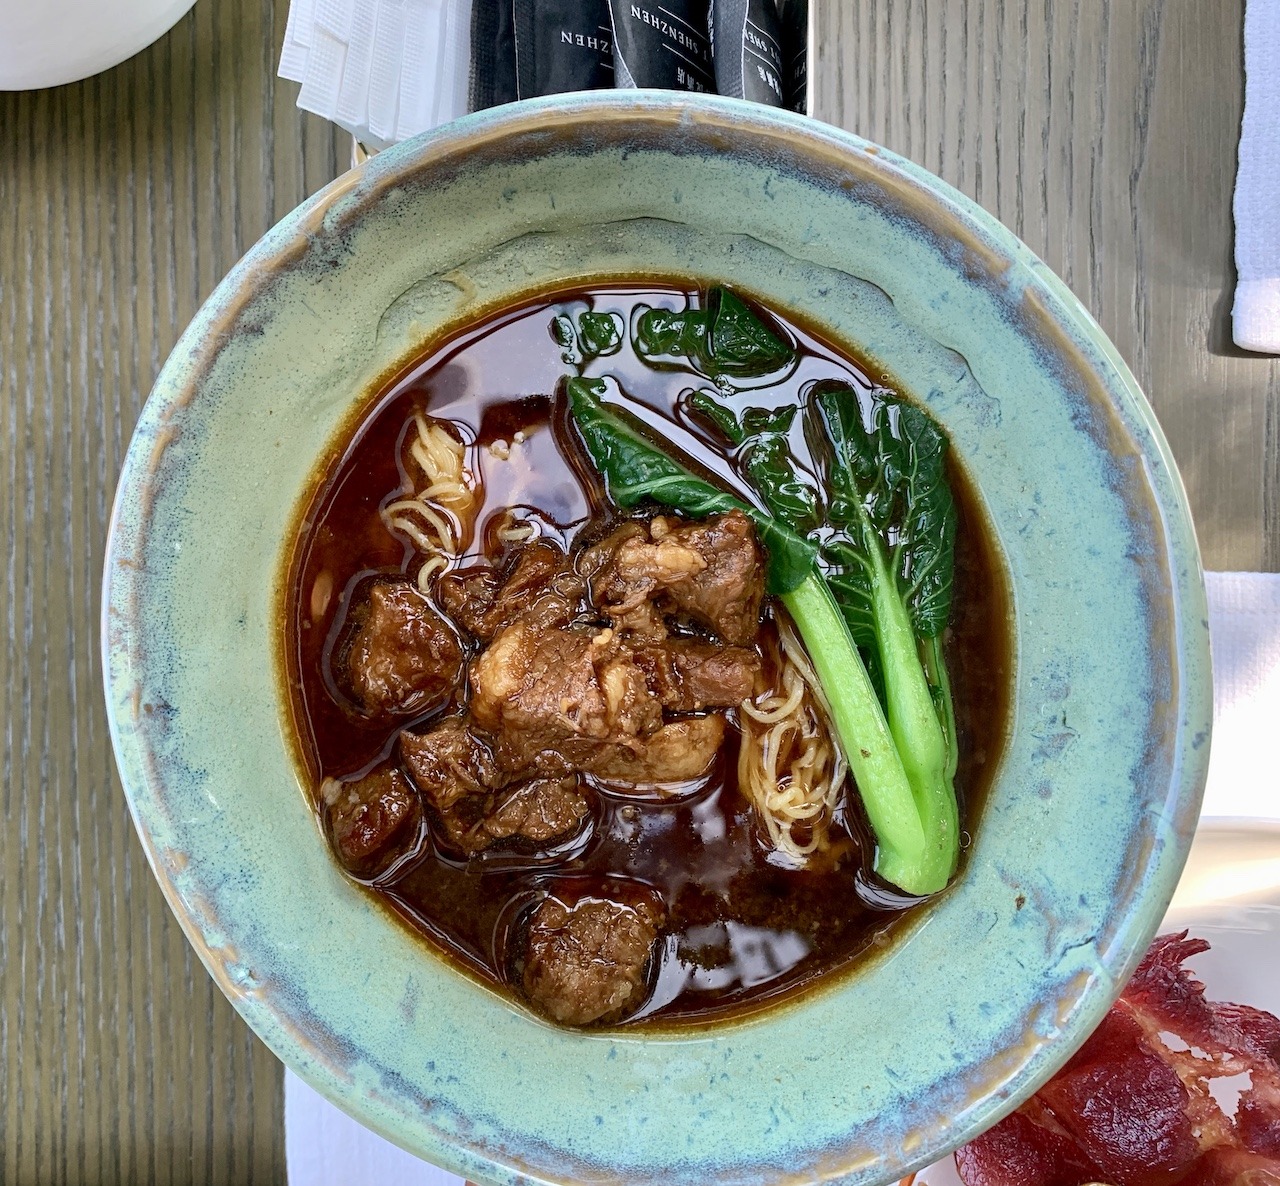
[630, 640, 760, 711]
[583, 511, 765, 645]
[437, 542, 584, 642]
[435, 565, 502, 638]
[580, 521, 689, 639]
[478, 778, 589, 847]
[346, 581, 464, 715]
[400, 720, 590, 854]
[584, 714, 726, 785]
[323, 765, 424, 881]
[521, 892, 665, 1026]
[400, 717, 500, 812]
[470, 619, 732, 786]
[469, 622, 664, 771]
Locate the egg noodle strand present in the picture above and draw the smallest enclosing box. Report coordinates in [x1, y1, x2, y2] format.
[738, 617, 849, 866]
[380, 412, 478, 590]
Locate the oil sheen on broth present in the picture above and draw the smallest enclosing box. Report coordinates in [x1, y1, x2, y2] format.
[284, 284, 1011, 1028]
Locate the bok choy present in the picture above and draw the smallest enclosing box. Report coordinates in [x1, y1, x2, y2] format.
[809, 382, 960, 893]
[690, 378, 960, 893]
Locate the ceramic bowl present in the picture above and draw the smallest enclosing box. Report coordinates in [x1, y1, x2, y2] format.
[102, 93, 1211, 1185]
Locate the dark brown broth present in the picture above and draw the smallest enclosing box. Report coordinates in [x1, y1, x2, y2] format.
[283, 284, 1013, 1027]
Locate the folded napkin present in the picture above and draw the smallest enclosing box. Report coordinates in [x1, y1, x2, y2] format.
[279, 0, 472, 150]
[1233, 0, 1280, 354]
[283, 571, 1280, 1184]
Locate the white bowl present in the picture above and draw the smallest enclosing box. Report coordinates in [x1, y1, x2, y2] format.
[0, 0, 198, 91]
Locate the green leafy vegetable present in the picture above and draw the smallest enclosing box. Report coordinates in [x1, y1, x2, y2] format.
[706, 288, 795, 377]
[577, 312, 624, 359]
[566, 376, 932, 886]
[634, 287, 796, 384]
[634, 306, 710, 365]
[551, 314, 575, 351]
[817, 383, 957, 639]
[688, 392, 818, 534]
[811, 381, 960, 892]
[688, 388, 748, 445]
[551, 310, 625, 365]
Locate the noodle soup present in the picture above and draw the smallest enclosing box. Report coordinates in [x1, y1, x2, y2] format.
[282, 283, 1011, 1028]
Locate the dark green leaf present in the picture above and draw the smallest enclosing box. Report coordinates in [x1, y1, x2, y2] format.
[688, 389, 747, 445]
[634, 287, 796, 384]
[550, 314, 581, 365]
[741, 434, 818, 533]
[689, 390, 818, 533]
[550, 310, 625, 365]
[891, 402, 958, 638]
[741, 404, 797, 436]
[823, 539, 876, 648]
[634, 306, 711, 365]
[566, 377, 817, 595]
[812, 381, 957, 640]
[814, 381, 894, 530]
[707, 288, 795, 378]
[577, 311, 624, 359]
[550, 315, 575, 349]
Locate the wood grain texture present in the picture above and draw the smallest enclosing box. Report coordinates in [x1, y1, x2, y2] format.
[0, 2, 1275, 1184]
[0, 0, 344, 1182]
[813, 0, 1280, 571]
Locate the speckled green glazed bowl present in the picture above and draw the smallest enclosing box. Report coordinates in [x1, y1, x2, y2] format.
[103, 93, 1211, 1185]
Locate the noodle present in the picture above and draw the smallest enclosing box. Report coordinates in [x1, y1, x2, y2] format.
[379, 413, 478, 585]
[494, 509, 538, 545]
[415, 553, 449, 593]
[738, 618, 849, 866]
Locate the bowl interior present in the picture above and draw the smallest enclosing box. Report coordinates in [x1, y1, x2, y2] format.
[103, 94, 1211, 1186]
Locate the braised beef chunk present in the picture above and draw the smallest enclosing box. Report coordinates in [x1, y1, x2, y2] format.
[521, 892, 665, 1026]
[469, 617, 740, 785]
[346, 581, 464, 715]
[580, 521, 685, 639]
[437, 542, 584, 642]
[324, 765, 424, 880]
[400, 718, 500, 811]
[470, 622, 662, 762]
[631, 640, 759, 711]
[585, 714, 726, 785]
[583, 510, 765, 645]
[480, 778, 589, 846]
[399, 720, 590, 854]
[436, 565, 502, 638]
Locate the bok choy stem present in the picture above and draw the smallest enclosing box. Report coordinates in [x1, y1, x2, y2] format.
[780, 573, 927, 863]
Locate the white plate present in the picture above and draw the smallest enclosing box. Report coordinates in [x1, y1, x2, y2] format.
[914, 820, 1280, 1185]
[0, 0, 198, 91]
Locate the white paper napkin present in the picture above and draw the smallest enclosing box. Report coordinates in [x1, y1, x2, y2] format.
[285, 1070, 465, 1185]
[1233, 0, 1280, 354]
[279, 0, 471, 150]
[1201, 571, 1280, 817]
[283, 571, 1280, 1183]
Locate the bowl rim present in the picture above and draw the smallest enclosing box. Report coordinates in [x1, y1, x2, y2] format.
[102, 90, 1213, 1185]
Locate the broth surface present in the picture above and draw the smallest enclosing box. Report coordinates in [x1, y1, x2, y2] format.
[283, 284, 1012, 1026]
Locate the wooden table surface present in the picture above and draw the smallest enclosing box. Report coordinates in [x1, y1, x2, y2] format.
[2, 1, 1277, 1182]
